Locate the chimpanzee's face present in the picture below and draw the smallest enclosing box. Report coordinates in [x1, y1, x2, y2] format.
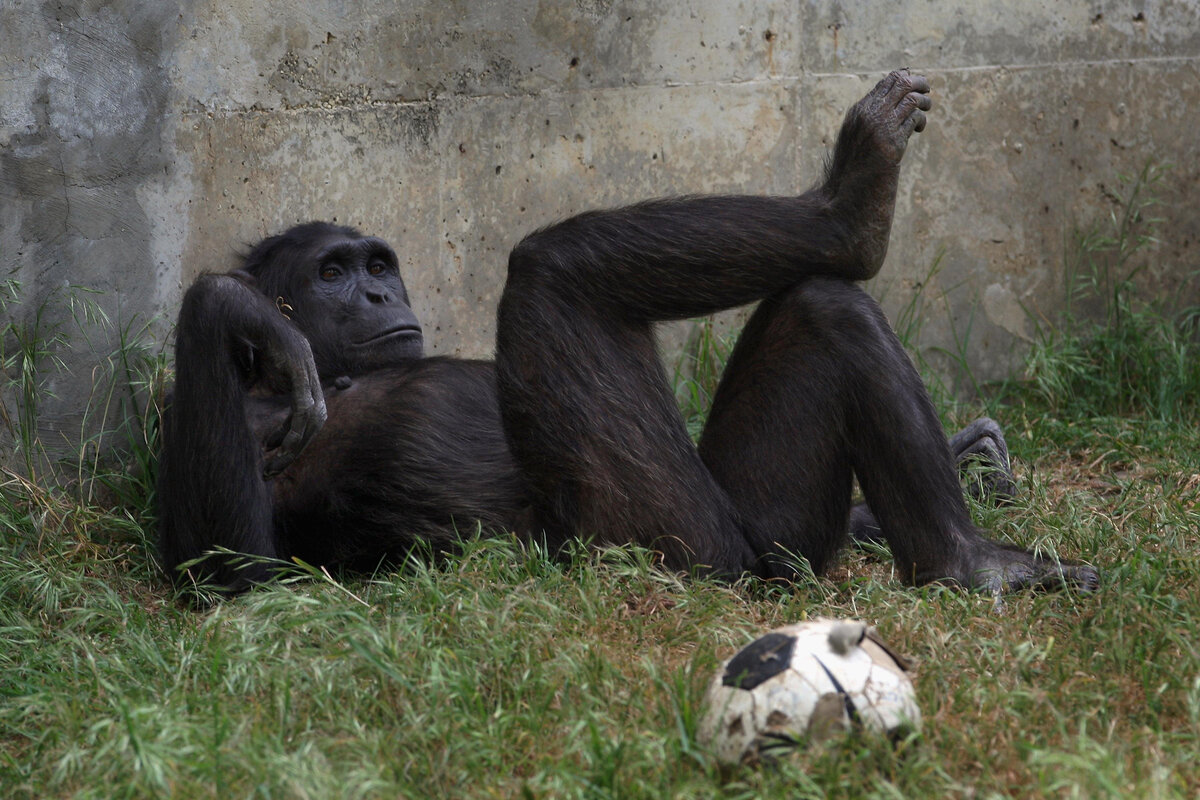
[289, 233, 424, 377]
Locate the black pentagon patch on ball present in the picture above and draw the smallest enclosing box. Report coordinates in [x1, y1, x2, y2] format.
[722, 632, 796, 690]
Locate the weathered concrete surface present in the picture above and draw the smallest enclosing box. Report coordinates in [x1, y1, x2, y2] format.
[179, 80, 797, 357]
[796, 0, 1200, 383]
[2, 0, 1199, 460]
[0, 1, 185, 454]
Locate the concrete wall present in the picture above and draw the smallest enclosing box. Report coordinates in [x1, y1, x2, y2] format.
[2, 0, 1198, 455]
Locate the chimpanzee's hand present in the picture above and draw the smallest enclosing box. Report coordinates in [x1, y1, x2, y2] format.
[850, 68, 932, 164]
[259, 323, 327, 478]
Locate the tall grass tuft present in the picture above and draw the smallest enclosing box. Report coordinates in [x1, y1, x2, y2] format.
[673, 317, 738, 442]
[81, 314, 170, 518]
[1, 279, 74, 481]
[0, 281, 167, 570]
[1023, 162, 1200, 419]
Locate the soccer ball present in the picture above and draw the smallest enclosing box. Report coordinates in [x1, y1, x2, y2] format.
[698, 619, 921, 764]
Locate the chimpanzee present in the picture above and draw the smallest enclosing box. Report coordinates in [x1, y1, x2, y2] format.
[158, 70, 1098, 597]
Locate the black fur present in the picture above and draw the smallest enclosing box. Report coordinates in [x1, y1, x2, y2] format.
[158, 70, 1097, 597]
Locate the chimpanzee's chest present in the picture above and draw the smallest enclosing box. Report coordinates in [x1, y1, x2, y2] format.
[246, 361, 531, 561]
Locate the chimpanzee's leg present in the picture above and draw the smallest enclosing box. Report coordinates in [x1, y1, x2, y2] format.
[850, 417, 1016, 545]
[496, 264, 756, 577]
[495, 68, 1096, 594]
[696, 277, 961, 580]
[699, 277, 1097, 592]
[494, 68, 935, 577]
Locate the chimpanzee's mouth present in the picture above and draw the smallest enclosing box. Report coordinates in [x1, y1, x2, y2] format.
[357, 325, 423, 345]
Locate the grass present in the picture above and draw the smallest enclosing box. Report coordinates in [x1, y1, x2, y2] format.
[1021, 162, 1200, 420]
[674, 317, 738, 443]
[2, 418, 1198, 799]
[4, 166, 1200, 797]
[3, 363, 1200, 798]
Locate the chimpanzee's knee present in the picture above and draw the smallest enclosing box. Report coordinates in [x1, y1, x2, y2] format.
[773, 278, 899, 357]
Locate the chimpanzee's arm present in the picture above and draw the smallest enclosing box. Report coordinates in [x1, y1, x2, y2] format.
[158, 273, 325, 593]
[508, 70, 931, 321]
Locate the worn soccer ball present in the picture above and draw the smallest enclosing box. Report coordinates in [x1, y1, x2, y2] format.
[698, 619, 921, 765]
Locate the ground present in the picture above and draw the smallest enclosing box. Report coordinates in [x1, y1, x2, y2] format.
[1, 401, 1198, 798]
